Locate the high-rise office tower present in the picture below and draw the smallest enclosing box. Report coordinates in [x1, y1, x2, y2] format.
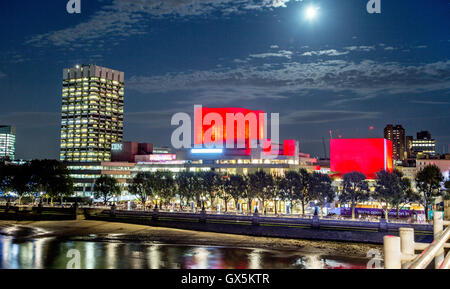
[384, 124, 405, 162]
[0, 125, 16, 160]
[60, 65, 124, 162]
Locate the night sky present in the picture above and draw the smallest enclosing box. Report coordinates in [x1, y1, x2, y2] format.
[0, 0, 449, 160]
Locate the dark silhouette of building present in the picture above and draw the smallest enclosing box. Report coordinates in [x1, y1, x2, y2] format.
[384, 124, 405, 162]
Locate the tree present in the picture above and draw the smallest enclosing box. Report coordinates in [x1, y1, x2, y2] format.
[226, 174, 247, 213]
[216, 174, 232, 212]
[93, 175, 121, 205]
[129, 172, 152, 210]
[310, 172, 335, 217]
[198, 171, 220, 210]
[157, 171, 175, 209]
[176, 171, 200, 211]
[30, 160, 74, 205]
[444, 180, 450, 200]
[248, 170, 273, 215]
[297, 169, 312, 216]
[0, 163, 14, 202]
[241, 175, 257, 214]
[9, 163, 35, 205]
[339, 172, 370, 219]
[374, 170, 419, 220]
[277, 171, 301, 215]
[415, 164, 444, 221]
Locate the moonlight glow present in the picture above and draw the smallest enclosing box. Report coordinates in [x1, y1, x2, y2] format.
[304, 5, 319, 21]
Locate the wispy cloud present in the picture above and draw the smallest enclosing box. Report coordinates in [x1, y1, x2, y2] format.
[282, 110, 381, 124]
[250, 50, 293, 59]
[26, 0, 296, 48]
[0, 71, 5, 79]
[410, 100, 450, 105]
[302, 49, 349, 57]
[127, 59, 450, 105]
[344, 46, 376, 52]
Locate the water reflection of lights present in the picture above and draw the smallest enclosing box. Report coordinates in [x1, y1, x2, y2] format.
[84, 242, 96, 269]
[33, 238, 52, 269]
[106, 242, 118, 269]
[248, 249, 262, 269]
[148, 245, 162, 269]
[193, 247, 210, 269]
[304, 255, 324, 269]
[130, 247, 145, 269]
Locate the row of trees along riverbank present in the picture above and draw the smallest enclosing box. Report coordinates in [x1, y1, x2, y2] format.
[0, 160, 73, 205]
[93, 165, 450, 222]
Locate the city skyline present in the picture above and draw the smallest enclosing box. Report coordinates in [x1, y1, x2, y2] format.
[0, 0, 449, 160]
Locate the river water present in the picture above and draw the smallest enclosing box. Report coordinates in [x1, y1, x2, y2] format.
[0, 234, 369, 269]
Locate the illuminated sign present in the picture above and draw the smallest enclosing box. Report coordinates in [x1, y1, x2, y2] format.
[191, 149, 223, 154]
[149, 154, 176, 161]
[111, 143, 123, 151]
[330, 138, 393, 179]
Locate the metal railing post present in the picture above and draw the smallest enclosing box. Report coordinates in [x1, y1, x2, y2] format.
[383, 235, 402, 269]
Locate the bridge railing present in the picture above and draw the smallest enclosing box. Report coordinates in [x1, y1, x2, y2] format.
[384, 211, 449, 269]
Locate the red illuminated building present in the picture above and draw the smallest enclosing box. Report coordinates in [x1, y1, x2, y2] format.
[330, 138, 393, 179]
[194, 107, 265, 147]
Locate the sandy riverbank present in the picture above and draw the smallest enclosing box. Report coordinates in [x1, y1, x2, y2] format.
[0, 220, 380, 259]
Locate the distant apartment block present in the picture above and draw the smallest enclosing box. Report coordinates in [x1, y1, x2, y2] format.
[0, 125, 16, 160]
[384, 124, 406, 162]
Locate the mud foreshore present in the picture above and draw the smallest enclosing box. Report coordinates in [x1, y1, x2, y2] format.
[0, 220, 380, 259]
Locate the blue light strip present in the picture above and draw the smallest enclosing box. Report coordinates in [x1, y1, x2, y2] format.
[191, 148, 223, 154]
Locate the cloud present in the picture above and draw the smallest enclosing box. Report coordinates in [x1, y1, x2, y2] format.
[127, 59, 450, 105]
[410, 100, 450, 105]
[302, 49, 349, 57]
[270, 45, 280, 49]
[26, 0, 296, 48]
[344, 46, 376, 52]
[384, 46, 396, 51]
[250, 50, 293, 59]
[0, 71, 5, 79]
[282, 110, 381, 124]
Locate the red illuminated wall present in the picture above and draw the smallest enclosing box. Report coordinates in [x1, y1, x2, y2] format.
[330, 138, 393, 179]
[195, 107, 265, 146]
[283, 140, 297, 156]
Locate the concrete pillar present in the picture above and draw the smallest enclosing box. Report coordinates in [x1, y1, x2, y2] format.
[434, 211, 444, 269]
[384, 235, 401, 269]
[399, 228, 415, 267]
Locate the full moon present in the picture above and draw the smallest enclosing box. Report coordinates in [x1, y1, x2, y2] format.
[304, 6, 319, 21]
